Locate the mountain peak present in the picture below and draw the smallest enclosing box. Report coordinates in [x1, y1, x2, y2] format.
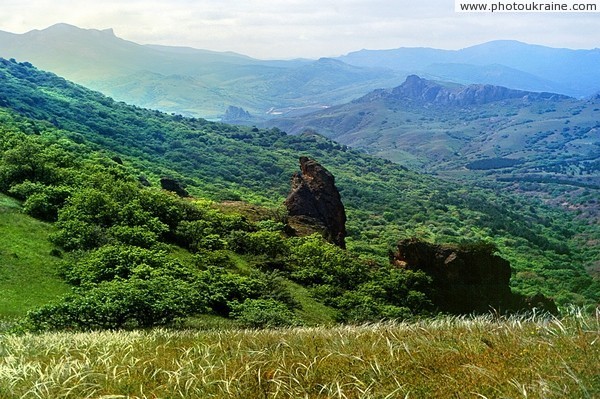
[42, 23, 81, 31]
[29, 23, 117, 38]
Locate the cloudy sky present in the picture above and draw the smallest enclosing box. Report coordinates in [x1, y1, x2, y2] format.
[1, 0, 599, 59]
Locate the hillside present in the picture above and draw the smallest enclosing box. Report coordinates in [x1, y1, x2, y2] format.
[0, 194, 69, 317]
[268, 75, 600, 220]
[0, 58, 598, 328]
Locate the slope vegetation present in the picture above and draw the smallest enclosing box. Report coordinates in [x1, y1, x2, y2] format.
[0, 58, 598, 326]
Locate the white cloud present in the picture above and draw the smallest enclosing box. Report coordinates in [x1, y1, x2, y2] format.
[1, 0, 599, 58]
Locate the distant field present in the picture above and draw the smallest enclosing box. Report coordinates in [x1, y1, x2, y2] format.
[0, 311, 597, 398]
[0, 194, 69, 318]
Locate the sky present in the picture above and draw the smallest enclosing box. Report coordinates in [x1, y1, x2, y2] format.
[1, 0, 599, 59]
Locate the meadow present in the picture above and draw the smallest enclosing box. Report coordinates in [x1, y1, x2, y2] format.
[0, 310, 597, 399]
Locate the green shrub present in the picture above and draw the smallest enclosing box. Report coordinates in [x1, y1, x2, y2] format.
[230, 299, 301, 328]
[228, 230, 289, 258]
[23, 276, 206, 331]
[106, 225, 162, 248]
[288, 235, 369, 289]
[332, 291, 413, 323]
[9, 182, 72, 221]
[62, 245, 195, 286]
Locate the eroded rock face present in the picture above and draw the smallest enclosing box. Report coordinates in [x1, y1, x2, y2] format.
[222, 105, 252, 123]
[391, 238, 558, 314]
[284, 157, 346, 248]
[392, 238, 513, 313]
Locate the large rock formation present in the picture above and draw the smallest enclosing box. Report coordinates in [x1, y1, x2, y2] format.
[222, 105, 252, 123]
[284, 157, 347, 248]
[391, 238, 557, 314]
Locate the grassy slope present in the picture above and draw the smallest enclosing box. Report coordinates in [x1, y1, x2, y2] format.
[0, 193, 336, 326]
[0, 312, 597, 398]
[0, 194, 69, 318]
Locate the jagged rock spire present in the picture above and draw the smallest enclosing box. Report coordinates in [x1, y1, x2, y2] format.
[284, 157, 347, 248]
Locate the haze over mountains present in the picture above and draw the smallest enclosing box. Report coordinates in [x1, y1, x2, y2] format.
[1, 24, 600, 121]
[339, 41, 600, 99]
[0, 23, 402, 119]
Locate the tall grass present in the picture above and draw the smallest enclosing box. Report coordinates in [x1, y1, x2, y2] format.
[0, 310, 598, 398]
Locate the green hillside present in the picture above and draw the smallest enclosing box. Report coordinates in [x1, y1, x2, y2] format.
[0, 193, 69, 318]
[0, 58, 598, 329]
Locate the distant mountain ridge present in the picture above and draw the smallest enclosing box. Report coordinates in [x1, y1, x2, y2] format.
[338, 40, 600, 98]
[0, 23, 403, 119]
[357, 75, 571, 106]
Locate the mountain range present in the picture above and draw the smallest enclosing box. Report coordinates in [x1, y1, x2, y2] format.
[1, 24, 599, 121]
[0, 23, 402, 119]
[338, 40, 600, 98]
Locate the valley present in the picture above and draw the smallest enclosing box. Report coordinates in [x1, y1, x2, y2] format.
[3, 24, 595, 222]
[268, 75, 600, 222]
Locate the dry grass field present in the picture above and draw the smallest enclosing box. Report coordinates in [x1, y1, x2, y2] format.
[0, 309, 598, 398]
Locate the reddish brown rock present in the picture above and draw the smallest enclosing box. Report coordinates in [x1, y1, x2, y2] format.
[284, 157, 347, 248]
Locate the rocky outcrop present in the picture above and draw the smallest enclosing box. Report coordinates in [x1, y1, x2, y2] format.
[284, 157, 347, 248]
[160, 177, 189, 197]
[391, 238, 557, 314]
[359, 75, 571, 107]
[222, 105, 252, 123]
